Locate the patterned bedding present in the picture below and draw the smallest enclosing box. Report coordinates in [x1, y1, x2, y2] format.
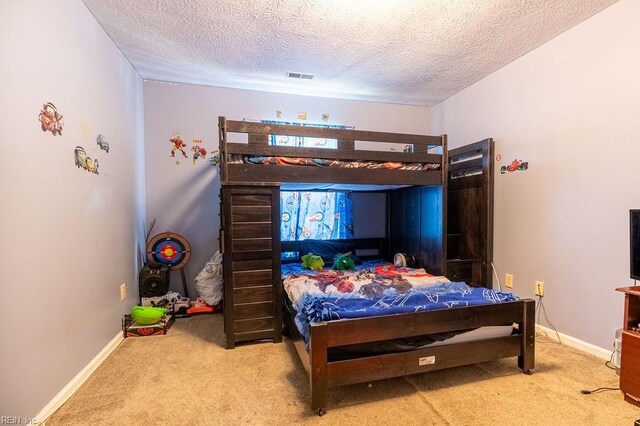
[229, 154, 441, 171]
[282, 260, 518, 346]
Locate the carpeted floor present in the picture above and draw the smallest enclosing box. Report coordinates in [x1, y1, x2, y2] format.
[47, 315, 638, 425]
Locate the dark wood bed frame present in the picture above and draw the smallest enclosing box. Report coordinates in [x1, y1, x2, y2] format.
[218, 117, 535, 415]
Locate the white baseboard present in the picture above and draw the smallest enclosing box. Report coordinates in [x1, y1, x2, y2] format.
[536, 324, 612, 360]
[33, 332, 123, 423]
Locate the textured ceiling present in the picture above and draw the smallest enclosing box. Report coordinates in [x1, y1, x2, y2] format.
[82, 0, 618, 106]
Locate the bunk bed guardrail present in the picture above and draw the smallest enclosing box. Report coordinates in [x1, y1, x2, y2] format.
[218, 116, 448, 186]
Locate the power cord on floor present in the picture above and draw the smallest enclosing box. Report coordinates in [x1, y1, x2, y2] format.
[580, 387, 619, 394]
[579, 338, 621, 396]
[535, 295, 561, 345]
[604, 349, 616, 370]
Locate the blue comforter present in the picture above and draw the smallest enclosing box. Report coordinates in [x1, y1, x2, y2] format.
[282, 261, 518, 345]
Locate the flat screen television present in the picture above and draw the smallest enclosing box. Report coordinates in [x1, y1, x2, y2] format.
[631, 210, 640, 280]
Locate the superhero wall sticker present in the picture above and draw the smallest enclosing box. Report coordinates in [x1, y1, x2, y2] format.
[169, 134, 212, 166]
[170, 135, 188, 159]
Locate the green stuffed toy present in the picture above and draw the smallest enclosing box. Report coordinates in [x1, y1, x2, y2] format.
[333, 252, 356, 271]
[301, 252, 324, 270]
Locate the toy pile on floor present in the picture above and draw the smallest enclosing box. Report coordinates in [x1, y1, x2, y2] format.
[122, 251, 224, 338]
[141, 291, 221, 317]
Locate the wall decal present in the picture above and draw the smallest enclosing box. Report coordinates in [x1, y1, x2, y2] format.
[38, 102, 64, 136]
[169, 136, 188, 158]
[275, 110, 282, 118]
[97, 134, 110, 153]
[298, 112, 307, 121]
[80, 121, 90, 141]
[208, 150, 220, 166]
[496, 154, 502, 161]
[321, 113, 330, 122]
[74, 146, 99, 175]
[191, 145, 207, 165]
[192, 139, 202, 144]
[500, 159, 528, 174]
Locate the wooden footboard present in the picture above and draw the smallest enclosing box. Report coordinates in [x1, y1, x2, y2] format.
[285, 298, 535, 415]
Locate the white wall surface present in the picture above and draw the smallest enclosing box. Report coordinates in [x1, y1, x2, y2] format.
[143, 81, 430, 295]
[431, 0, 640, 350]
[0, 0, 144, 418]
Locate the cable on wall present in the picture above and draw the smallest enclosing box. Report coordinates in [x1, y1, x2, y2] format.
[535, 295, 562, 345]
[490, 262, 502, 292]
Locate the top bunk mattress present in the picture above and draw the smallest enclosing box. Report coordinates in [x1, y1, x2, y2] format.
[282, 260, 518, 343]
[229, 154, 441, 171]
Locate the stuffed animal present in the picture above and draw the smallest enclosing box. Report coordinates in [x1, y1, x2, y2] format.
[333, 252, 356, 271]
[301, 252, 324, 270]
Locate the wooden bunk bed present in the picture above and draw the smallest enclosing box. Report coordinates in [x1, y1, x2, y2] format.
[218, 117, 535, 415]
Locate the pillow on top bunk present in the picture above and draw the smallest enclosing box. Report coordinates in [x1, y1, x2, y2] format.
[298, 240, 363, 265]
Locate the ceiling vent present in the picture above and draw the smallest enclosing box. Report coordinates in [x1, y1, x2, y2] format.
[288, 72, 314, 80]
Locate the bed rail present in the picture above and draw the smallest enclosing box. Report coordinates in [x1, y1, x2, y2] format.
[281, 238, 387, 262]
[219, 116, 447, 186]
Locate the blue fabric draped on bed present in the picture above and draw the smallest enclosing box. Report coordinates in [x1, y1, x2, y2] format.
[296, 283, 517, 346]
[282, 260, 518, 347]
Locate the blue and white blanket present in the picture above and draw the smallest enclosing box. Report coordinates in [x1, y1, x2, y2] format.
[282, 260, 518, 344]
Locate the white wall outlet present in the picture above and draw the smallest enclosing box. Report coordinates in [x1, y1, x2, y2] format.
[120, 283, 126, 300]
[505, 273, 514, 288]
[535, 281, 544, 297]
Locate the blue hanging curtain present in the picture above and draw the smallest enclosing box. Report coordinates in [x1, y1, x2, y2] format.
[280, 191, 354, 241]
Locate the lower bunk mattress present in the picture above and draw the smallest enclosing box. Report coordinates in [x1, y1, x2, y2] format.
[282, 260, 518, 357]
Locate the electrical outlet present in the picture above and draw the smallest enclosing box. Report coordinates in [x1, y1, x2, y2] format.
[535, 281, 544, 297]
[505, 273, 513, 288]
[120, 283, 126, 300]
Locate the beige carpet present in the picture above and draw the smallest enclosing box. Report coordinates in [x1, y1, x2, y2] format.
[47, 315, 638, 425]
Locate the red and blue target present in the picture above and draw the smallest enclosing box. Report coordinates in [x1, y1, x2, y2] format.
[146, 232, 191, 270]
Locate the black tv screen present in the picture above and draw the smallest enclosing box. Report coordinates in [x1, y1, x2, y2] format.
[631, 210, 640, 280]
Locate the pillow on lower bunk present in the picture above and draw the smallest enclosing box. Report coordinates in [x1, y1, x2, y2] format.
[299, 240, 363, 265]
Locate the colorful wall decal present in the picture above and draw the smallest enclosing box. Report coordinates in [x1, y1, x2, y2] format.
[208, 150, 220, 166]
[298, 112, 307, 121]
[496, 154, 502, 161]
[74, 146, 99, 175]
[500, 159, 528, 174]
[321, 113, 330, 122]
[96, 134, 110, 153]
[38, 102, 64, 136]
[169, 136, 188, 158]
[191, 145, 207, 165]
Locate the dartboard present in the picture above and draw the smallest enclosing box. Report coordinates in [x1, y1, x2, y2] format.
[146, 231, 191, 270]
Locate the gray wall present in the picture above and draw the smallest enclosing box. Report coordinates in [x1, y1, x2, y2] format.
[0, 0, 145, 418]
[431, 0, 640, 350]
[353, 192, 387, 238]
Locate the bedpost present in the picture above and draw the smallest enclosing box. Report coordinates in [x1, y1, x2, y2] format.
[218, 116, 227, 182]
[441, 134, 448, 276]
[518, 299, 535, 374]
[309, 323, 328, 416]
